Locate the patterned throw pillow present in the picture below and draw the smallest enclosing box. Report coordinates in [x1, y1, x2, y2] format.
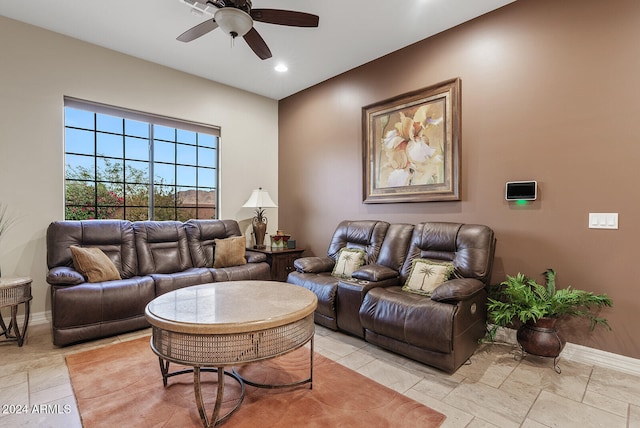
[402, 259, 455, 296]
[331, 248, 366, 279]
[70, 246, 122, 283]
[213, 236, 247, 268]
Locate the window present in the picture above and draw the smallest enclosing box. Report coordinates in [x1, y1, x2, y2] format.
[64, 98, 219, 221]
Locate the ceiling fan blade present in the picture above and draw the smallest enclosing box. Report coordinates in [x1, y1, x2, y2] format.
[177, 19, 219, 42]
[250, 9, 319, 27]
[243, 27, 272, 60]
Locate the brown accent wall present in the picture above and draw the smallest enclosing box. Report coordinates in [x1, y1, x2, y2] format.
[278, 0, 640, 358]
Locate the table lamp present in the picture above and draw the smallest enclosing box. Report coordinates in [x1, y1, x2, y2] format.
[242, 187, 277, 249]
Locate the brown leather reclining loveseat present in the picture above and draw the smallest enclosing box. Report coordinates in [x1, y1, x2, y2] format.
[46, 219, 270, 346]
[286, 220, 393, 331]
[288, 220, 496, 373]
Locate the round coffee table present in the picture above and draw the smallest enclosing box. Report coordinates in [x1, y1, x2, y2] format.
[0, 277, 32, 347]
[145, 281, 317, 428]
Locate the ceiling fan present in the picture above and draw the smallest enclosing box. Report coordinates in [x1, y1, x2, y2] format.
[177, 0, 319, 60]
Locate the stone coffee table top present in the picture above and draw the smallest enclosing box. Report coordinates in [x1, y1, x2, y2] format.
[146, 280, 317, 335]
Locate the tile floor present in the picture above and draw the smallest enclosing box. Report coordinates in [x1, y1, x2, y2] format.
[1, 322, 639, 427]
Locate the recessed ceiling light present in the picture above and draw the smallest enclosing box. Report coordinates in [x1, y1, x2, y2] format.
[274, 64, 288, 72]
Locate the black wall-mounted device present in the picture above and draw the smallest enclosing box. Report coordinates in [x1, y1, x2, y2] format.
[505, 181, 537, 201]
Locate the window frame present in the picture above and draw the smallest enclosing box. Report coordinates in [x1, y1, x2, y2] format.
[63, 97, 220, 221]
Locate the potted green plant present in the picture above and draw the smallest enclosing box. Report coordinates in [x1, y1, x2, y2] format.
[487, 269, 612, 360]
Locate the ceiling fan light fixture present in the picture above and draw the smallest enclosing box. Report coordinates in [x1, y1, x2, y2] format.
[214, 8, 253, 38]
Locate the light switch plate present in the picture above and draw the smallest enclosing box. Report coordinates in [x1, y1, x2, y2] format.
[588, 213, 618, 229]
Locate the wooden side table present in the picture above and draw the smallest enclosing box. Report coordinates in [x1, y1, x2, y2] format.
[0, 277, 32, 347]
[249, 248, 304, 282]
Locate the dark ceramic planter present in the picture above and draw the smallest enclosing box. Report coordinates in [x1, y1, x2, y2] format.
[516, 317, 566, 358]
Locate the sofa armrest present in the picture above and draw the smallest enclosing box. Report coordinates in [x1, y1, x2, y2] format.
[245, 250, 267, 264]
[431, 278, 485, 302]
[46, 266, 85, 286]
[351, 264, 399, 282]
[293, 256, 334, 273]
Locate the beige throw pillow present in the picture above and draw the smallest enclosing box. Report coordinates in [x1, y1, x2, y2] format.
[402, 259, 454, 296]
[70, 246, 122, 283]
[331, 248, 366, 279]
[214, 236, 247, 268]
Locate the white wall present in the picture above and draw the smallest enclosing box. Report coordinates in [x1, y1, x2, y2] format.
[0, 16, 279, 318]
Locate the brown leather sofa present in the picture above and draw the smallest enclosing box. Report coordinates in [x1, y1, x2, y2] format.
[288, 220, 496, 373]
[286, 220, 391, 330]
[46, 219, 270, 346]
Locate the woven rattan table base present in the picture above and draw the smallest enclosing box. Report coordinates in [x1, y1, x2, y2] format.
[151, 313, 314, 367]
[145, 281, 318, 428]
[150, 315, 315, 428]
[0, 277, 32, 347]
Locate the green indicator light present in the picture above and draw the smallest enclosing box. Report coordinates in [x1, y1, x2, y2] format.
[515, 199, 528, 206]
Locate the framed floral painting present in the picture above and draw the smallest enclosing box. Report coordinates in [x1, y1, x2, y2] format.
[362, 78, 461, 203]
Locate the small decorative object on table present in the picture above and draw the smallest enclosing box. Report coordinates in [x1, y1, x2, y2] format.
[271, 230, 291, 250]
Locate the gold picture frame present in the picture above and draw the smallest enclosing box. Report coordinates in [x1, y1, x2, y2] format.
[362, 78, 461, 203]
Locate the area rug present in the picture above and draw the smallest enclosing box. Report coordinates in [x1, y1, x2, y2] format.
[66, 337, 445, 427]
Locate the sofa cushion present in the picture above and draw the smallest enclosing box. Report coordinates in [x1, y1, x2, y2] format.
[151, 268, 213, 296]
[210, 263, 271, 282]
[134, 221, 192, 275]
[402, 259, 454, 296]
[184, 219, 245, 268]
[360, 286, 455, 354]
[430, 277, 486, 302]
[46, 220, 137, 280]
[46, 266, 85, 285]
[70, 246, 122, 283]
[213, 236, 247, 268]
[327, 220, 389, 264]
[294, 256, 335, 273]
[50, 276, 156, 346]
[288, 272, 339, 321]
[332, 248, 366, 279]
[400, 222, 496, 286]
[351, 264, 399, 282]
[245, 250, 268, 264]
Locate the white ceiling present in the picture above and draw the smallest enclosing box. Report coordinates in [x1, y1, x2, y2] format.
[0, 0, 515, 100]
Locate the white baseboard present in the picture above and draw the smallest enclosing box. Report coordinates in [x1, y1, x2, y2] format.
[492, 326, 640, 376]
[561, 342, 640, 376]
[29, 310, 51, 325]
[6, 310, 50, 327]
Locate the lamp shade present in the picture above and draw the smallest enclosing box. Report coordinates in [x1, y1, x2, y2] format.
[243, 188, 277, 209]
[214, 8, 253, 38]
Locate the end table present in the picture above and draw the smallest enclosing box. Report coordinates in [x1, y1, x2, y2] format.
[249, 248, 304, 282]
[0, 277, 32, 346]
